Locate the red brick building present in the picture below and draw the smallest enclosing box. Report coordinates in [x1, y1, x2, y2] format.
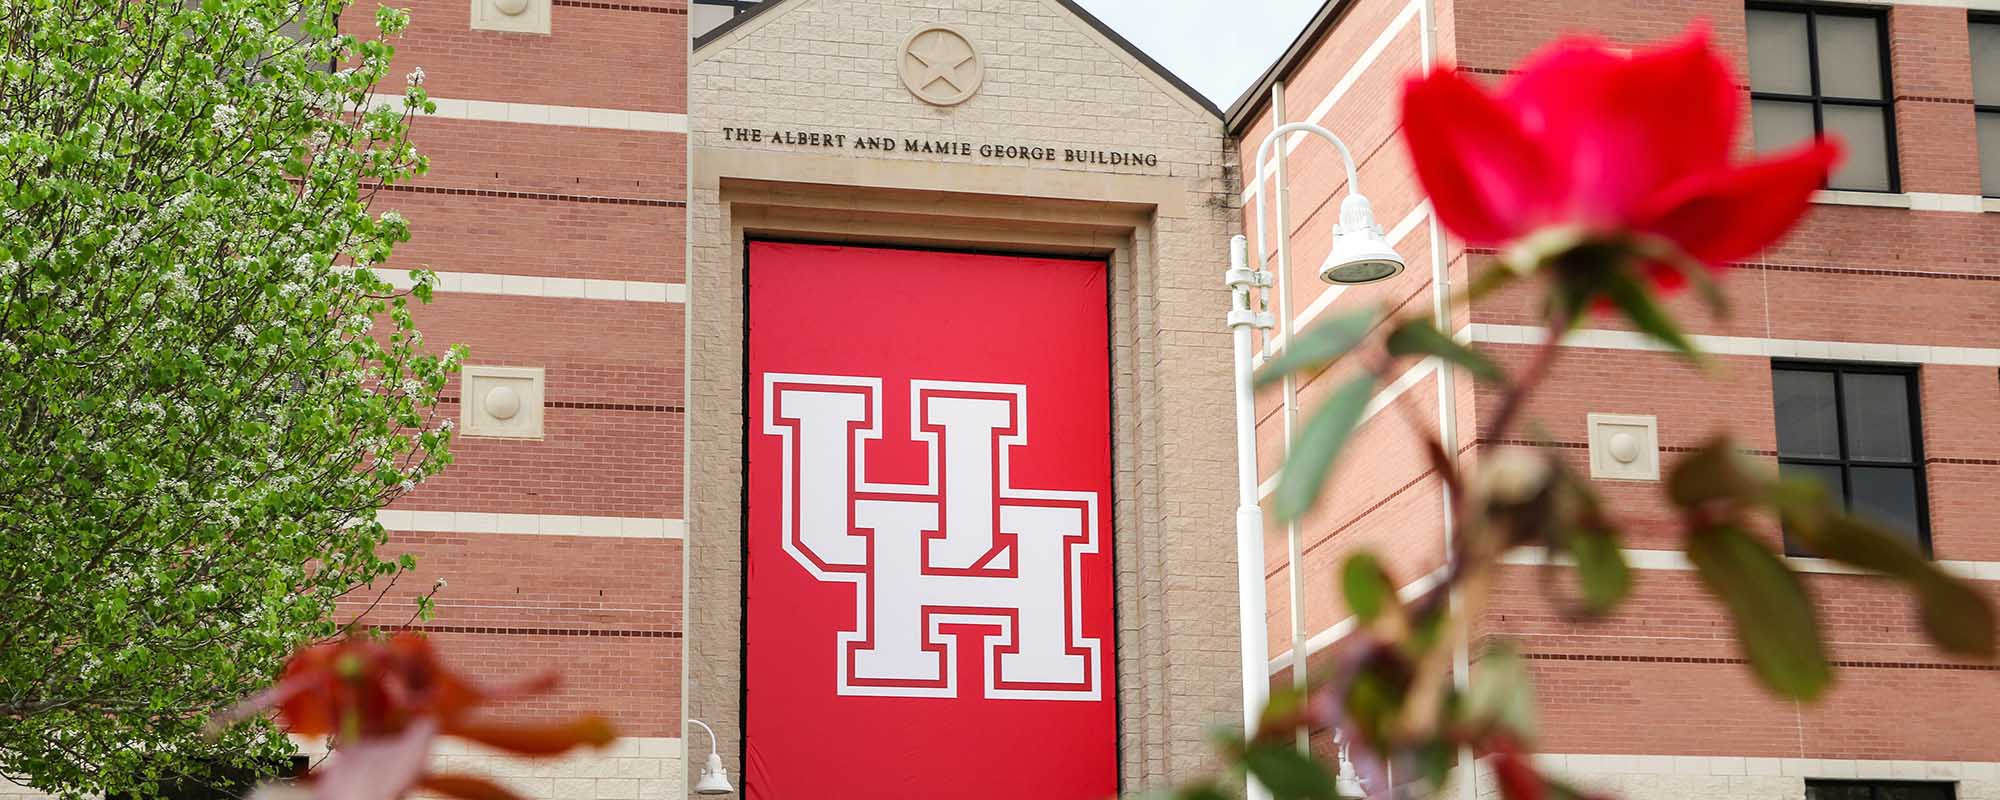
[360, 0, 691, 794]
[1231, 1, 2000, 798]
[0, 1, 1968, 799]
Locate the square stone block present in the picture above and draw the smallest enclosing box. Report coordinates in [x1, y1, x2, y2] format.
[461, 365, 545, 439]
[470, 0, 550, 34]
[1587, 413, 1659, 481]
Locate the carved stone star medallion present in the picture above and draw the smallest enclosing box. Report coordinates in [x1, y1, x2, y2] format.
[899, 26, 983, 106]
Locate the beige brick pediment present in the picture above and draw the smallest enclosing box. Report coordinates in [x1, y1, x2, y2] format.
[693, 0, 1223, 166]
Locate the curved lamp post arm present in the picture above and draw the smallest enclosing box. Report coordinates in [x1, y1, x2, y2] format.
[1250, 122, 1363, 277]
[688, 718, 719, 753]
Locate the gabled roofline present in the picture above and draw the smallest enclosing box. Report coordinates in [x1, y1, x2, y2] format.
[693, 0, 1222, 119]
[1050, 0, 1221, 118]
[1224, 0, 1351, 132]
[691, 0, 787, 50]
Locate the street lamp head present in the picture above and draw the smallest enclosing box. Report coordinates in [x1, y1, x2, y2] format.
[687, 719, 735, 795]
[694, 751, 735, 795]
[1319, 193, 1404, 285]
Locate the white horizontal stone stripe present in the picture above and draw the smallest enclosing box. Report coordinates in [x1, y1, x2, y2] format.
[1240, 0, 1423, 203]
[1537, 753, 2000, 781]
[1256, 358, 1440, 501]
[1816, 189, 2000, 213]
[1466, 323, 2000, 367]
[365, 268, 688, 304]
[378, 509, 686, 539]
[366, 93, 688, 133]
[1267, 563, 1450, 675]
[290, 735, 687, 794]
[1503, 546, 2000, 581]
[1273, 547, 2000, 676]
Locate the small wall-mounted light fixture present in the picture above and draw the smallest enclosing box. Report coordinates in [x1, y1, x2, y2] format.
[1319, 193, 1405, 285]
[687, 719, 734, 796]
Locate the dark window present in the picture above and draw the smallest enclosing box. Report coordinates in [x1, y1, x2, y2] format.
[1747, 5, 1899, 191]
[692, 0, 760, 38]
[1972, 17, 2000, 195]
[1807, 780, 1956, 800]
[1773, 362, 1930, 555]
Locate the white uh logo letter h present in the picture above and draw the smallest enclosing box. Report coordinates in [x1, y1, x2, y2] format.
[763, 374, 1101, 701]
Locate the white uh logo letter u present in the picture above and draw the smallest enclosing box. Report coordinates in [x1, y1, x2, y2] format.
[763, 374, 1102, 700]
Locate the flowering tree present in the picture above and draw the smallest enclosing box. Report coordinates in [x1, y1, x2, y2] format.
[1182, 25, 1995, 800]
[0, 0, 454, 795]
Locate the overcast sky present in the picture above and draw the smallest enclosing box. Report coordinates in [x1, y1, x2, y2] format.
[1073, 0, 1323, 108]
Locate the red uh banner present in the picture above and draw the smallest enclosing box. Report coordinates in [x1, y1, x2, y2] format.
[745, 242, 1117, 798]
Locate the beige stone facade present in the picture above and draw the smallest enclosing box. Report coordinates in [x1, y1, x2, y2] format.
[685, 0, 1244, 792]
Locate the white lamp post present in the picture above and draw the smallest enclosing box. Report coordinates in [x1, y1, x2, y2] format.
[1228, 121, 1406, 800]
[686, 719, 734, 796]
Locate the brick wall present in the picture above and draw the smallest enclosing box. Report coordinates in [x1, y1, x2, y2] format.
[1244, 0, 2000, 794]
[359, 0, 691, 793]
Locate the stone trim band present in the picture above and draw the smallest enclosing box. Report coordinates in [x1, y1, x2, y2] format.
[377, 510, 687, 539]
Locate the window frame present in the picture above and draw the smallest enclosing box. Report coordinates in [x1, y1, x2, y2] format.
[1970, 13, 2000, 196]
[1747, 2, 1902, 193]
[1806, 779, 1957, 800]
[1772, 360, 1932, 557]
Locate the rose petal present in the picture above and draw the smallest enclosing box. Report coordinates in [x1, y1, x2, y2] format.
[444, 716, 618, 757]
[210, 670, 331, 736]
[1637, 138, 1843, 266]
[1491, 748, 1547, 800]
[1503, 23, 1740, 222]
[418, 774, 529, 800]
[1400, 68, 1558, 245]
[313, 718, 437, 800]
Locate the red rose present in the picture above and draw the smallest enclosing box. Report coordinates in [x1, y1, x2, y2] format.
[1400, 23, 1841, 291]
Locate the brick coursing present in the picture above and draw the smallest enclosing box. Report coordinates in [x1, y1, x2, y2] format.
[1242, 0, 2000, 785]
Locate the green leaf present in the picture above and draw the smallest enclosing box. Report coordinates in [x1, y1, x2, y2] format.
[1569, 529, 1631, 613]
[1274, 375, 1377, 521]
[1687, 525, 1831, 700]
[1385, 318, 1503, 382]
[1255, 309, 1378, 387]
[1599, 270, 1705, 363]
[1914, 575, 1996, 659]
[1142, 783, 1231, 800]
[1462, 262, 1519, 301]
[1465, 644, 1538, 741]
[1666, 436, 1765, 508]
[1805, 517, 1996, 657]
[1243, 741, 1341, 800]
[1666, 254, 1729, 318]
[1341, 552, 1400, 626]
[1255, 684, 1308, 737]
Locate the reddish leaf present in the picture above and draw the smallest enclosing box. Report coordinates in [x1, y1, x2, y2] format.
[417, 775, 528, 800]
[445, 716, 619, 757]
